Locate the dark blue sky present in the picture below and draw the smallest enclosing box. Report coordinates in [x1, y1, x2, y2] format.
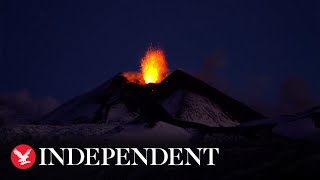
[1, 0, 319, 106]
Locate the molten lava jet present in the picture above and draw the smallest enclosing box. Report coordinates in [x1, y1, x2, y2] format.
[123, 48, 169, 84]
[141, 48, 168, 84]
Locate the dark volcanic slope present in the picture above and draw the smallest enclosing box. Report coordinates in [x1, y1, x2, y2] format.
[157, 70, 265, 122]
[39, 70, 264, 127]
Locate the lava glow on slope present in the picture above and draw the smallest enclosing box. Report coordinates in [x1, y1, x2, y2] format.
[123, 48, 169, 84]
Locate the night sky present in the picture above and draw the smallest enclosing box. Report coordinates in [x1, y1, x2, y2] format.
[1, 0, 319, 114]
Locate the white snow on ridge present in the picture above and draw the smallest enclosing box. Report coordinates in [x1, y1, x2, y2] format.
[241, 108, 320, 142]
[273, 116, 319, 139]
[162, 90, 239, 127]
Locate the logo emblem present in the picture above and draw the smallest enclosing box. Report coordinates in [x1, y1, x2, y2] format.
[11, 144, 36, 169]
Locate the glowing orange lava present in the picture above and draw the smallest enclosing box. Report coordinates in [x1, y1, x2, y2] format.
[140, 48, 168, 84]
[123, 48, 169, 84]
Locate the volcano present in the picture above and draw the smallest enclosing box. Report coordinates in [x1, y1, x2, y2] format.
[39, 69, 264, 128]
[2, 70, 320, 180]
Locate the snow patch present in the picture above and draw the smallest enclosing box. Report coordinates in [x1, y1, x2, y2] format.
[162, 90, 239, 127]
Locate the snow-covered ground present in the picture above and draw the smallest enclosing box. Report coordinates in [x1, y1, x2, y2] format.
[162, 90, 239, 127]
[0, 121, 193, 146]
[241, 107, 320, 142]
[108, 121, 192, 145]
[2, 70, 319, 144]
[40, 79, 113, 125]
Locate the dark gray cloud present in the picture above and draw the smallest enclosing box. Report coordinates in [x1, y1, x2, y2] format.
[0, 89, 59, 126]
[278, 77, 317, 114]
[196, 49, 230, 92]
[196, 50, 319, 117]
[242, 77, 318, 116]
